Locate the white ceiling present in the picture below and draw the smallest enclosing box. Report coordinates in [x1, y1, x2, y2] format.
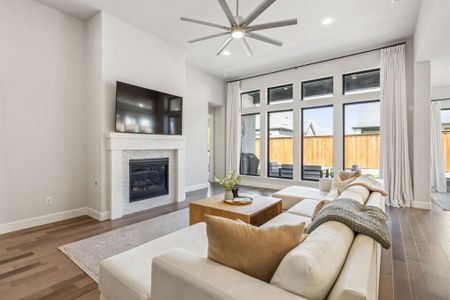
[36, 0, 421, 79]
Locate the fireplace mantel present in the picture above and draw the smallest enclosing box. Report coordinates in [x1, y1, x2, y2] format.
[106, 132, 186, 219]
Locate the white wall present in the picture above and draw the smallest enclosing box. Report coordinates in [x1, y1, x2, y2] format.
[0, 4, 225, 231]
[432, 85, 450, 100]
[184, 65, 225, 189]
[0, 0, 87, 225]
[413, 61, 431, 209]
[86, 13, 103, 211]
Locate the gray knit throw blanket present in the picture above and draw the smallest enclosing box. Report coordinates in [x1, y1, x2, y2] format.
[305, 198, 391, 249]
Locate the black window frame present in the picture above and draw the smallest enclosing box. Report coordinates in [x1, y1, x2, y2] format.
[240, 112, 261, 177]
[440, 108, 450, 179]
[267, 109, 294, 179]
[267, 84, 294, 105]
[301, 104, 334, 182]
[342, 99, 380, 172]
[240, 90, 261, 109]
[342, 68, 380, 95]
[301, 76, 334, 101]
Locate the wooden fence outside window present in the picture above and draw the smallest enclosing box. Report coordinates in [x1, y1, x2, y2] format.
[254, 134, 381, 169]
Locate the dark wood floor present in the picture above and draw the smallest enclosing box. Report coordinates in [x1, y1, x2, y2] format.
[0, 184, 449, 300]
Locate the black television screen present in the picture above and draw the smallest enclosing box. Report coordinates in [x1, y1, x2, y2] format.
[115, 81, 182, 135]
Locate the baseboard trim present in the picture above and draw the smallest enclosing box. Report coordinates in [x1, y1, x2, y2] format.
[185, 183, 209, 192]
[85, 207, 110, 221]
[412, 201, 431, 210]
[0, 208, 87, 235]
[0, 207, 112, 235]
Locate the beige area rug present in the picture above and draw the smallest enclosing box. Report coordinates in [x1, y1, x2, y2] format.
[58, 208, 189, 282]
[432, 193, 450, 211]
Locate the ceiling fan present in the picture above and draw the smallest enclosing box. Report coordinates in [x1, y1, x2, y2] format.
[181, 0, 297, 56]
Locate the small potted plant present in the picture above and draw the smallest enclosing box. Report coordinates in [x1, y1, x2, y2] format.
[214, 170, 240, 201]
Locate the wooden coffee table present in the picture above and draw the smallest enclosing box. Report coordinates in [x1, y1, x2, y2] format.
[189, 194, 282, 226]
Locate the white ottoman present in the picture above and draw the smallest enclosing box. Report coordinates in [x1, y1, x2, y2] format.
[272, 185, 332, 209]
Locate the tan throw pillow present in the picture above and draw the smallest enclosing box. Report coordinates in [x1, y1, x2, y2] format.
[205, 215, 305, 282]
[331, 175, 356, 194]
[338, 170, 361, 181]
[312, 199, 331, 221]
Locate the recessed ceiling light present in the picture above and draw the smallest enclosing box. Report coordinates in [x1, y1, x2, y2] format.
[223, 50, 230, 56]
[322, 18, 333, 25]
[138, 103, 144, 108]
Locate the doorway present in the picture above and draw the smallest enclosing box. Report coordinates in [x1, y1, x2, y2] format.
[208, 107, 215, 182]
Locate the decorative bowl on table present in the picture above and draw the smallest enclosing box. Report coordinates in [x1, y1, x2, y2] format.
[224, 197, 253, 205]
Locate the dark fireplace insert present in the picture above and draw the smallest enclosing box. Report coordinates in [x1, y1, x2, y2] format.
[129, 158, 169, 202]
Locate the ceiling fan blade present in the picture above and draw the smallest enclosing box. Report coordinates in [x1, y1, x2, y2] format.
[188, 32, 230, 43]
[240, 38, 253, 56]
[246, 18, 298, 32]
[217, 0, 237, 27]
[246, 32, 283, 46]
[216, 35, 233, 55]
[180, 17, 230, 30]
[241, 0, 277, 27]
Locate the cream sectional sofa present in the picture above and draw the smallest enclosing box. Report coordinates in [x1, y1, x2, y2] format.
[99, 180, 385, 300]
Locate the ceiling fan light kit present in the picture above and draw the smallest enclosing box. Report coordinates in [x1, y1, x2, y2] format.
[181, 0, 298, 56]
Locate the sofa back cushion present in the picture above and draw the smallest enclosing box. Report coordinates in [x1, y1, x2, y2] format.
[327, 234, 379, 300]
[338, 185, 370, 204]
[271, 221, 354, 300]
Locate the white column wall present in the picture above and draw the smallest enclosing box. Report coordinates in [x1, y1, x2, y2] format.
[413, 61, 432, 209]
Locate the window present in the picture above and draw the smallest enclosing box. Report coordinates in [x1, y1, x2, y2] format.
[268, 84, 293, 105]
[343, 69, 380, 95]
[302, 77, 333, 100]
[268, 110, 293, 179]
[302, 106, 333, 181]
[343, 101, 380, 177]
[240, 114, 261, 176]
[241, 90, 260, 109]
[441, 109, 450, 179]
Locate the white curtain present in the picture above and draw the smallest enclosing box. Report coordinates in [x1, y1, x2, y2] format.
[380, 44, 414, 207]
[430, 101, 447, 192]
[225, 81, 241, 174]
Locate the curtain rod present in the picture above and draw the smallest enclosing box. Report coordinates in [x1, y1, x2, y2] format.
[431, 98, 450, 102]
[226, 41, 406, 83]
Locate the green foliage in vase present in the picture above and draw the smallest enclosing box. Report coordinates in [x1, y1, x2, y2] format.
[214, 170, 240, 191]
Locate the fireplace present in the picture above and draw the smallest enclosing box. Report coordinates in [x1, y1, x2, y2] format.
[129, 158, 169, 202]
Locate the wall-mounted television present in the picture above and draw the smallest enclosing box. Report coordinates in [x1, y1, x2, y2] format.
[115, 81, 182, 135]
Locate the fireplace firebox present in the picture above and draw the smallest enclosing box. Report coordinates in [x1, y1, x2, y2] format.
[129, 158, 169, 202]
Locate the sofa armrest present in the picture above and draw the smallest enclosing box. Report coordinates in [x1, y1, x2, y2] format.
[319, 178, 333, 192]
[151, 248, 305, 300]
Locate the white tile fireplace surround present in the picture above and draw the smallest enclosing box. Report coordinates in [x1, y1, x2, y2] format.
[107, 133, 186, 219]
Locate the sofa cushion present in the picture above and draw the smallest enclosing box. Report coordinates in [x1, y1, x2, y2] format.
[327, 234, 378, 300]
[365, 191, 385, 209]
[338, 185, 370, 204]
[271, 221, 354, 300]
[205, 215, 305, 282]
[261, 212, 312, 227]
[99, 223, 208, 300]
[272, 186, 332, 209]
[286, 199, 321, 218]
